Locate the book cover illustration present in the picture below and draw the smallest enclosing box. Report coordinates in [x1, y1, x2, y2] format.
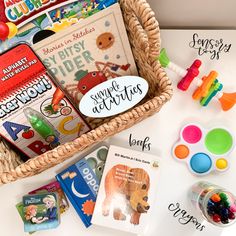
[33, 3, 138, 105]
[0, 44, 90, 159]
[22, 193, 60, 232]
[56, 145, 108, 227]
[29, 180, 69, 214]
[0, 0, 117, 53]
[92, 145, 160, 234]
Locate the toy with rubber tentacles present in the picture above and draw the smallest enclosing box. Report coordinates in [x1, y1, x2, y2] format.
[158, 48, 236, 111]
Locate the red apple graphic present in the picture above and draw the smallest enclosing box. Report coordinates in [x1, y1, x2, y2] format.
[22, 129, 35, 139]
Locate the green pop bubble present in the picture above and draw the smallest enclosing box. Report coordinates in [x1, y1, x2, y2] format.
[205, 128, 233, 155]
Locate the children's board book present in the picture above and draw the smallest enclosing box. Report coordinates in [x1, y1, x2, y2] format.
[0, 0, 117, 53]
[91, 145, 160, 234]
[29, 180, 69, 214]
[16, 180, 68, 234]
[22, 192, 60, 232]
[0, 44, 90, 159]
[56, 145, 108, 227]
[33, 3, 138, 105]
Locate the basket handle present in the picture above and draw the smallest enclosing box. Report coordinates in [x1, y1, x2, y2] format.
[120, 0, 161, 59]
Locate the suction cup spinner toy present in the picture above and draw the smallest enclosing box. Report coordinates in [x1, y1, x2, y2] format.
[173, 124, 235, 175]
[158, 49, 236, 111]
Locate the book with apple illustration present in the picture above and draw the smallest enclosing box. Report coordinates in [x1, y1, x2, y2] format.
[0, 44, 90, 159]
[56, 145, 108, 227]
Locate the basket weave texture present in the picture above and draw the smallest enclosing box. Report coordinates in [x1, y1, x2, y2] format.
[0, 0, 173, 184]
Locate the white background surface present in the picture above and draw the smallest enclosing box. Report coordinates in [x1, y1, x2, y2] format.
[1, 0, 236, 233]
[0, 29, 236, 236]
[148, 0, 236, 28]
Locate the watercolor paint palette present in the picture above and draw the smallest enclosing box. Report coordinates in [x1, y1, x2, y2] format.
[172, 124, 235, 175]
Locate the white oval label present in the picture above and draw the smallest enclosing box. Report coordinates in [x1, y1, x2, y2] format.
[79, 76, 149, 118]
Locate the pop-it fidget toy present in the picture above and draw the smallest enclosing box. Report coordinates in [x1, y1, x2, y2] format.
[173, 124, 235, 175]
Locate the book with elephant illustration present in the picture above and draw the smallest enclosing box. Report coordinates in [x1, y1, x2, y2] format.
[56, 145, 108, 227]
[33, 3, 138, 106]
[91, 145, 161, 234]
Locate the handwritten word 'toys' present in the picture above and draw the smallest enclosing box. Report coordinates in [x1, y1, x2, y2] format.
[79, 76, 149, 118]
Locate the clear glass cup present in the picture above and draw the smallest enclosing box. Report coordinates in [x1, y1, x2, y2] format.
[189, 181, 236, 227]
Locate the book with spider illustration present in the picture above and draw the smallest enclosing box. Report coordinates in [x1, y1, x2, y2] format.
[33, 3, 138, 106]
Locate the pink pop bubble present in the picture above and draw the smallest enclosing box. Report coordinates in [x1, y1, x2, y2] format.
[182, 125, 202, 144]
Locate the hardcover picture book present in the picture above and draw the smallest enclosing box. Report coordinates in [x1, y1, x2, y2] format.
[33, 3, 138, 105]
[22, 192, 60, 232]
[0, 44, 90, 159]
[56, 145, 108, 227]
[92, 145, 161, 234]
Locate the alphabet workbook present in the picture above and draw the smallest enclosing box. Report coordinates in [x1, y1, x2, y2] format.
[33, 3, 138, 105]
[0, 44, 90, 159]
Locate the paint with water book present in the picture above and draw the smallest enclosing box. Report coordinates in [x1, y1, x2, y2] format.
[56, 145, 108, 227]
[0, 44, 90, 159]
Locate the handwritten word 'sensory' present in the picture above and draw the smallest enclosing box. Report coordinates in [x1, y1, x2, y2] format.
[189, 33, 231, 60]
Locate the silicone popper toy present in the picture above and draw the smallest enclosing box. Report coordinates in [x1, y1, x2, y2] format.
[158, 49, 236, 111]
[173, 123, 235, 175]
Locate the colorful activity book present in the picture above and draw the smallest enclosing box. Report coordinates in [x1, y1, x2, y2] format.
[29, 180, 69, 214]
[0, 0, 117, 53]
[22, 192, 60, 232]
[92, 145, 160, 234]
[33, 3, 138, 105]
[56, 145, 108, 227]
[0, 44, 90, 159]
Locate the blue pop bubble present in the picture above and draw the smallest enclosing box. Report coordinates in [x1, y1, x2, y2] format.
[190, 153, 212, 174]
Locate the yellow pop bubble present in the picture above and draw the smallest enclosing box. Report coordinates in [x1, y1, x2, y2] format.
[216, 158, 228, 170]
[6, 22, 18, 39]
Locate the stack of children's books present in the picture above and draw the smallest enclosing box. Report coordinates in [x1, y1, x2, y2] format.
[0, 0, 138, 161]
[16, 180, 69, 233]
[56, 145, 161, 234]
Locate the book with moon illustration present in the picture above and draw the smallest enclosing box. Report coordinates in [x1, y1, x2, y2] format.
[56, 145, 108, 227]
[33, 3, 138, 105]
[91, 145, 161, 234]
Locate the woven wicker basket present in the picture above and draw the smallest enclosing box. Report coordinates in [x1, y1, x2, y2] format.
[0, 0, 172, 184]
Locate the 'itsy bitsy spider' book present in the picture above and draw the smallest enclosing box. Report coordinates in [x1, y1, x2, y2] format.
[33, 3, 138, 105]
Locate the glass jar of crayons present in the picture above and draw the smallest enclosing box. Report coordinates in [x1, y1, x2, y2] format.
[189, 181, 236, 227]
